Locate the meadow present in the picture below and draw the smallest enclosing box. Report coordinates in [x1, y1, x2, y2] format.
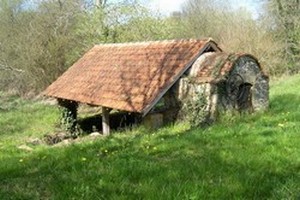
[0, 74, 299, 199]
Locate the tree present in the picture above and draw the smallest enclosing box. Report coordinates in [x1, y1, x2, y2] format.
[178, 0, 285, 75]
[0, 0, 175, 95]
[0, 0, 88, 94]
[266, 0, 300, 73]
[94, 0, 107, 7]
[0, 0, 29, 92]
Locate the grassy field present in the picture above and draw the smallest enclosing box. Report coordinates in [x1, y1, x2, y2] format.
[0, 74, 299, 199]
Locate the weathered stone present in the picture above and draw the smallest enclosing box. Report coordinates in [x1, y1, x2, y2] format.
[170, 52, 269, 124]
[53, 139, 72, 147]
[142, 113, 163, 129]
[43, 132, 68, 145]
[252, 73, 269, 111]
[27, 138, 43, 145]
[89, 132, 101, 137]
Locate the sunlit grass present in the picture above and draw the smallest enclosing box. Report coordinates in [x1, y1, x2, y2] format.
[0, 74, 299, 199]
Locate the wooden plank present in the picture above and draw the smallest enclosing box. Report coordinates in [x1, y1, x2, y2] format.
[102, 107, 110, 136]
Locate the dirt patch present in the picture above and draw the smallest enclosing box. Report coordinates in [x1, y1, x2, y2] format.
[43, 132, 72, 145]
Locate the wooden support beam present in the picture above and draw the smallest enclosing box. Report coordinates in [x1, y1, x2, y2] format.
[102, 106, 111, 136]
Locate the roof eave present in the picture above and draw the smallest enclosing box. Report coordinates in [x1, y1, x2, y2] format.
[141, 41, 222, 117]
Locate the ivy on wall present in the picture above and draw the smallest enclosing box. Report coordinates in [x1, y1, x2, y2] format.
[58, 99, 80, 138]
[182, 91, 208, 127]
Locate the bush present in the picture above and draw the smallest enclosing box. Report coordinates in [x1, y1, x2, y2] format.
[182, 91, 208, 127]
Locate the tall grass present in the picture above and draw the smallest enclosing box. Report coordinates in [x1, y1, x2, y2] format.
[0, 93, 59, 149]
[0, 74, 299, 199]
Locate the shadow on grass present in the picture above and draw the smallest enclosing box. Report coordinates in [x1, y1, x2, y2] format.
[0, 124, 299, 199]
[0, 90, 299, 199]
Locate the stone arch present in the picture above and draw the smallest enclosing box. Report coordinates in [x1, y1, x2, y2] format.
[226, 55, 269, 112]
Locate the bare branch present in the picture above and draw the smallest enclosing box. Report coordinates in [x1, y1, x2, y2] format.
[0, 62, 24, 73]
[94, 0, 107, 8]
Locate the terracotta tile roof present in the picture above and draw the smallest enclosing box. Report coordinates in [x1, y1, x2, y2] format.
[44, 39, 220, 114]
[192, 52, 266, 83]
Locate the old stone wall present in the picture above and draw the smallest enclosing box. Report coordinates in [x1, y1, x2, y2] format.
[144, 53, 269, 127]
[226, 56, 269, 111]
[173, 78, 217, 122]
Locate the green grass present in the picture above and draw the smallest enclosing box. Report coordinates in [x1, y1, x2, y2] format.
[0, 74, 300, 199]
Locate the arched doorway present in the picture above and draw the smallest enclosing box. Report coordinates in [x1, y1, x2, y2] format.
[237, 83, 253, 111]
[225, 73, 254, 112]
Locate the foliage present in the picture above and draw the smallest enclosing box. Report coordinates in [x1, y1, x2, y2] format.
[182, 89, 208, 127]
[60, 106, 80, 138]
[0, 0, 87, 94]
[0, 0, 177, 95]
[178, 0, 286, 76]
[0, 74, 300, 199]
[264, 0, 300, 74]
[0, 0, 298, 95]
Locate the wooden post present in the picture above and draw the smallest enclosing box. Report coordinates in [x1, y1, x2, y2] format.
[102, 106, 111, 136]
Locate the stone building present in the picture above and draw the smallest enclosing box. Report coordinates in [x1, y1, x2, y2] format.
[172, 52, 269, 123]
[43, 39, 269, 134]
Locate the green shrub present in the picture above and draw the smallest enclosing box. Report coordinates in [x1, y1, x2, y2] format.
[182, 91, 208, 127]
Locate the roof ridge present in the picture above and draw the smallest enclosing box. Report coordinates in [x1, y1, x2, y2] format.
[44, 37, 220, 114]
[94, 38, 213, 47]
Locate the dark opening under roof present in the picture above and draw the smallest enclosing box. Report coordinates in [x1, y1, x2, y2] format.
[43, 38, 221, 115]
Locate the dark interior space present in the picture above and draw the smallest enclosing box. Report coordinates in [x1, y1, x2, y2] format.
[237, 83, 253, 111]
[77, 112, 141, 133]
